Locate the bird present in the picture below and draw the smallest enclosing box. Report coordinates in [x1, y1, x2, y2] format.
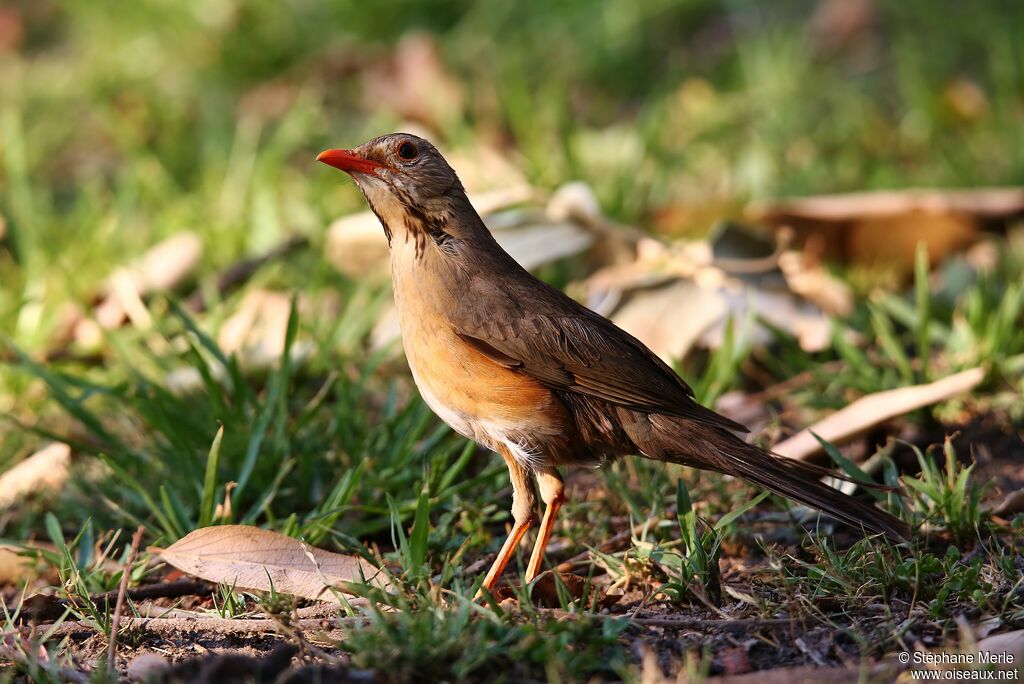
[317, 133, 908, 595]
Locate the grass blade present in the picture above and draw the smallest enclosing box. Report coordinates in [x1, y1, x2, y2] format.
[409, 481, 431, 569]
[198, 426, 225, 528]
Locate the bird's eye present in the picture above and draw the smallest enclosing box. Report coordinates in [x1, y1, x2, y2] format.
[397, 141, 419, 160]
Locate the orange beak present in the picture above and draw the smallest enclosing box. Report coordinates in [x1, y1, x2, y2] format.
[316, 148, 388, 174]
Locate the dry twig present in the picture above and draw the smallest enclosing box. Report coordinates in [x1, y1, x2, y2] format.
[106, 525, 144, 674]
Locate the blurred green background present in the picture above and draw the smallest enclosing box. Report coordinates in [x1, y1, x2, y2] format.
[3, 0, 1022, 338]
[1, 0, 1022, 539]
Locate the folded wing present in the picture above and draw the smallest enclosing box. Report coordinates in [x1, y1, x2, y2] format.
[454, 279, 747, 434]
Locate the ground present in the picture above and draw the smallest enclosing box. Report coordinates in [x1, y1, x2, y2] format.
[1, 1, 1023, 682]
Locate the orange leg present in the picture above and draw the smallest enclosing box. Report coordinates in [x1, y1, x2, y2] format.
[476, 446, 535, 598]
[525, 469, 564, 583]
[477, 518, 532, 596]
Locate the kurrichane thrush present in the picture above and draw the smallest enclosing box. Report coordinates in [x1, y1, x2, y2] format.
[318, 133, 907, 594]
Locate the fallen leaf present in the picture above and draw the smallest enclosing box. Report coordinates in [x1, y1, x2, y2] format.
[756, 188, 1024, 222]
[547, 181, 603, 226]
[586, 225, 838, 356]
[609, 280, 726, 363]
[370, 305, 403, 352]
[490, 212, 595, 271]
[446, 145, 532, 198]
[0, 443, 71, 508]
[133, 232, 203, 292]
[0, 546, 45, 585]
[774, 367, 985, 461]
[848, 212, 976, 273]
[907, 628, 1024, 679]
[991, 489, 1024, 517]
[702, 283, 836, 353]
[73, 232, 202, 348]
[218, 289, 292, 360]
[584, 237, 693, 312]
[777, 249, 853, 316]
[155, 525, 392, 602]
[975, 629, 1024, 671]
[753, 187, 1024, 275]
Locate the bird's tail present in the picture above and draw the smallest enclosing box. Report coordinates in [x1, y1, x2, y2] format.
[624, 412, 909, 542]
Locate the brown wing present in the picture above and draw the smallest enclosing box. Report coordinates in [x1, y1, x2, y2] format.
[453, 276, 748, 434]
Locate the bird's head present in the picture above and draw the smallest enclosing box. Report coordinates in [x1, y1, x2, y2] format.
[318, 133, 471, 249]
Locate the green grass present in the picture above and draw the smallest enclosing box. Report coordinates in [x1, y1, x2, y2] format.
[344, 592, 632, 683]
[1, 0, 1023, 680]
[753, 239, 1024, 419]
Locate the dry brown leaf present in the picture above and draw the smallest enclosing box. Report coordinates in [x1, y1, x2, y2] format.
[585, 223, 838, 355]
[609, 280, 726, 363]
[902, 629, 1024, 681]
[0, 443, 71, 508]
[757, 188, 1024, 221]
[73, 232, 202, 348]
[218, 289, 292, 361]
[370, 305, 403, 352]
[584, 237, 690, 304]
[0, 546, 42, 584]
[0, 539, 71, 584]
[753, 187, 1024, 274]
[975, 629, 1024, 671]
[491, 216, 594, 272]
[774, 367, 985, 461]
[132, 232, 203, 291]
[991, 489, 1024, 517]
[210, 289, 316, 373]
[547, 182, 603, 226]
[778, 250, 853, 315]
[848, 212, 977, 272]
[446, 146, 532, 198]
[155, 525, 392, 602]
[167, 289, 313, 392]
[703, 285, 835, 353]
